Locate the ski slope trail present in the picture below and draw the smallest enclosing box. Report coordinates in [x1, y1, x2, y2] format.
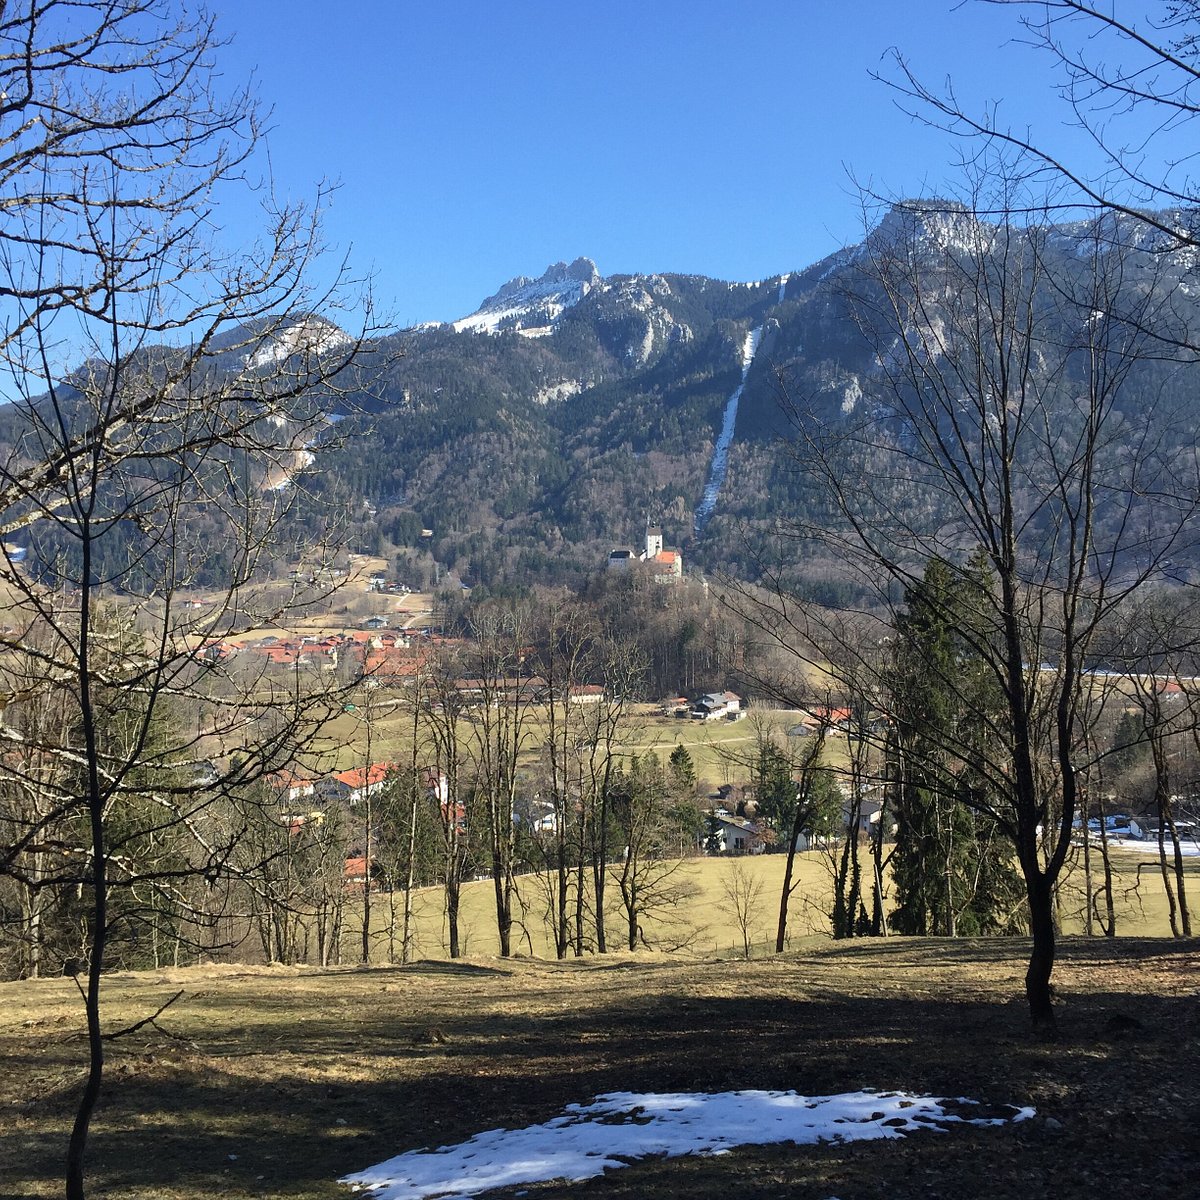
[693, 324, 762, 535]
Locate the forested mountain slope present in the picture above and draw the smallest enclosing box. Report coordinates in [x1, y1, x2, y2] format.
[7, 207, 1200, 596]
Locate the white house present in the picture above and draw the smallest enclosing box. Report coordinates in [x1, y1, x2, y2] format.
[710, 815, 765, 855]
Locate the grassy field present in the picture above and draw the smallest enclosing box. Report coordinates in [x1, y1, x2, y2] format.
[6, 843, 1195, 1198]
[4, 935, 1197, 1199]
[306, 701, 805, 778]
[352, 846, 1200, 964]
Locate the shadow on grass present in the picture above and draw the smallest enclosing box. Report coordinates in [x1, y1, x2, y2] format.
[807, 933, 1200, 970]
[10, 943, 1200, 1199]
[384, 959, 517, 978]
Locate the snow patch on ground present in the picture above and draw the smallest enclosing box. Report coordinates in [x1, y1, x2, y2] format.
[1106, 836, 1200, 857]
[343, 1089, 1033, 1200]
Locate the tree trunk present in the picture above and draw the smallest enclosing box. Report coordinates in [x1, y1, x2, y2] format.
[1096, 801, 1116, 937]
[402, 780, 419, 964]
[1024, 871, 1057, 1033]
[67, 568, 106, 1200]
[1164, 810, 1191, 938]
[593, 793, 609, 954]
[492, 863, 512, 958]
[445, 873, 461, 958]
[555, 850, 569, 960]
[776, 839, 798, 953]
[1081, 804, 1094, 936]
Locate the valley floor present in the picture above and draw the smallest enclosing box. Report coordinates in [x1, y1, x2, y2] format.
[3, 936, 1198, 1199]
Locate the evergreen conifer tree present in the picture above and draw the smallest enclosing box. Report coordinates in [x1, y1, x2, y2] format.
[889, 558, 1026, 936]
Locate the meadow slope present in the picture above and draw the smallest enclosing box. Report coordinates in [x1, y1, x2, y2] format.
[3, 937, 1198, 1199]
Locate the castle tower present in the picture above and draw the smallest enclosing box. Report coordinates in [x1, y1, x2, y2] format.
[644, 526, 663, 560]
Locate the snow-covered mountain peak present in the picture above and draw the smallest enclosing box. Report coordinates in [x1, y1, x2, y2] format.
[866, 200, 989, 258]
[453, 257, 600, 335]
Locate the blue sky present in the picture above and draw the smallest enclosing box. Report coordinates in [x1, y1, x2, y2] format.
[214, 2, 1094, 328]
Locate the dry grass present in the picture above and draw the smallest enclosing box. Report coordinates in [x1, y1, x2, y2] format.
[3, 936, 1198, 1199]
[302, 702, 806, 784]
[352, 847, 1199, 964]
[6, 838, 1195, 1198]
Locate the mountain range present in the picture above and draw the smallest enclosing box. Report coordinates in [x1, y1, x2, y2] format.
[8, 203, 1200, 601]
[301, 203, 1199, 598]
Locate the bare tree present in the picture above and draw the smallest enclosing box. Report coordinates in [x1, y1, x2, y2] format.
[581, 636, 643, 954]
[883, 4, 1200, 261]
[1120, 597, 1200, 937]
[610, 753, 698, 951]
[0, 4, 375, 1194]
[463, 600, 536, 957]
[773, 726, 833, 951]
[533, 594, 595, 959]
[419, 647, 472, 958]
[722, 858, 765, 959]
[754, 176, 1199, 1029]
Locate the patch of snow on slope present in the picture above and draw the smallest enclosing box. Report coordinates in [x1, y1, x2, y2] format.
[694, 326, 762, 535]
[867, 201, 992, 260]
[342, 1089, 1033, 1200]
[533, 379, 583, 405]
[778, 273, 791, 303]
[740, 325, 762, 371]
[841, 376, 862, 414]
[452, 290, 577, 334]
[628, 316, 655, 366]
[816, 246, 859, 284]
[245, 317, 350, 370]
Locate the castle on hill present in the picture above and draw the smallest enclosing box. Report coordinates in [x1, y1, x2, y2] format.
[606, 526, 683, 583]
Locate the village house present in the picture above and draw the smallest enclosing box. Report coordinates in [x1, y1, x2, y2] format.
[692, 691, 742, 721]
[193, 638, 234, 665]
[1084, 814, 1145, 840]
[789, 706, 853, 736]
[846, 794, 890, 838]
[709, 814, 765, 855]
[454, 674, 546, 705]
[269, 770, 316, 805]
[316, 761, 394, 806]
[343, 854, 383, 890]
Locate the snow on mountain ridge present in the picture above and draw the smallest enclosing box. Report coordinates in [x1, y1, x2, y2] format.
[452, 257, 600, 334]
[866, 200, 991, 259]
